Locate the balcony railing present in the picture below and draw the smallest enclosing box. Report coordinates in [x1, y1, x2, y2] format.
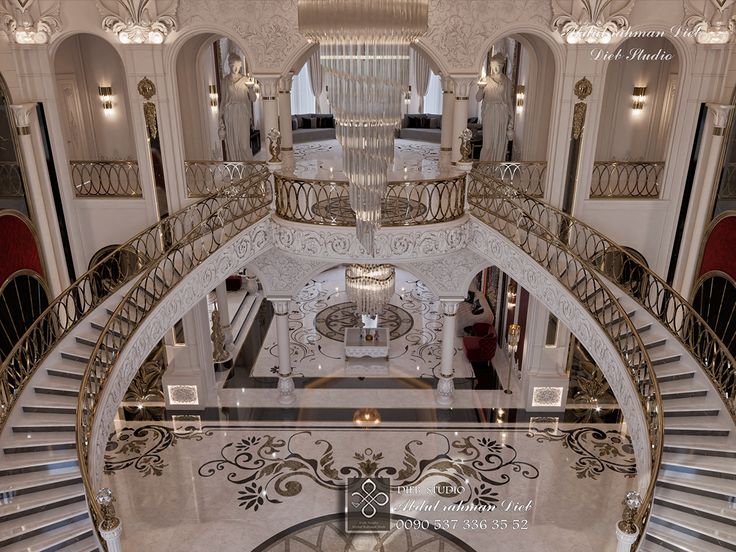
[0, 161, 24, 197]
[185, 160, 267, 197]
[590, 161, 664, 199]
[273, 172, 466, 226]
[70, 160, 142, 197]
[473, 161, 547, 197]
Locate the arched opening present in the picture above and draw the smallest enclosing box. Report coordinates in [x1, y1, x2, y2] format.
[593, 36, 679, 198]
[53, 34, 139, 196]
[692, 272, 736, 359]
[0, 270, 49, 363]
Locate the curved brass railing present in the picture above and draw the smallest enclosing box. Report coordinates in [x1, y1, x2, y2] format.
[467, 175, 663, 544]
[70, 160, 142, 197]
[472, 168, 736, 420]
[590, 161, 664, 199]
[184, 160, 267, 198]
[273, 172, 466, 226]
[0, 166, 271, 431]
[473, 161, 547, 197]
[77, 177, 272, 543]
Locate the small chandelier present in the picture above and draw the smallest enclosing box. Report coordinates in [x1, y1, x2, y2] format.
[345, 264, 395, 316]
[298, 0, 428, 255]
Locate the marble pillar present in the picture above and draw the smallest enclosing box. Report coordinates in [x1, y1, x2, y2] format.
[271, 298, 296, 405]
[257, 77, 280, 153]
[450, 77, 476, 163]
[437, 298, 461, 405]
[278, 73, 294, 152]
[440, 75, 455, 160]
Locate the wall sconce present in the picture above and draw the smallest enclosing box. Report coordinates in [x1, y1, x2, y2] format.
[208, 84, 218, 109]
[516, 84, 525, 110]
[505, 323, 522, 395]
[507, 283, 517, 308]
[98, 86, 113, 114]
[632, 86, 647, 111]
[404, 85, 412, 105]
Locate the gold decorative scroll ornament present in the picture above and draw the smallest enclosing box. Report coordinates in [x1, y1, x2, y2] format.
[137, 77, 158, 140]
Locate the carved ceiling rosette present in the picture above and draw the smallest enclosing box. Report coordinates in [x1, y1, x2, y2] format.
[97, 0, 178, 44]
[0, 0, 61, 44]
[550, 0, 634, 44]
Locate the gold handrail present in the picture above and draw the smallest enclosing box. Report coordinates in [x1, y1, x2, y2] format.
[472, 168, 736, 420]
[184, 160, 267, 198]
[273, 172, 466, 226]
[0, 176, 263, 432]
[76, 168, 272, 545]
[467, 172, 663, 544]
[590, 161, 664, 199]
[69, 160, 142, 197]
[472, 161, 547, 197]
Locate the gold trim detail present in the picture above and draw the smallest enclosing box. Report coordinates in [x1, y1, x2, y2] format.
[714, 127, 725, 136]
[455, 96, 469, 100]
[572, 102, 586, 140]
[143, 102, 158, 141]
[137, 77, 156, 100]
[261, 96, 276, 101]
[574, 77, 593, 101]
[16, 126, 30, 135]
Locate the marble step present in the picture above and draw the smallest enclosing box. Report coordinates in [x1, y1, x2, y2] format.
[657, 473, 736, 503]
[34, 380, 81, 398]
[650, 353, 682, 367]
[661, 452, 736, 480]
[0, 483, 86, 522]
[654, 486, 736, 527]
[651, 363, 696, 383]
[1, 519, 95, 552]
[23, 403, 77, 415]
[12, 423, 75, 434]
[88, 321, 122, 338]
[659, 393, 712, 408]
[663, 422, 730, 437]
[2, 434, 76, 454]
[663, 407, 719, 417]
[623, 337, 666, 353]
[650, 502, 736, 550]
[0, 449, 79, 476]
[0, 468, 81, 496]
[646, 525, 730, 552]
[662, 436, 736, 458]
[657, 378, 710, 398]
[45, 365, 86, 381]
[0, 502, 91, 548]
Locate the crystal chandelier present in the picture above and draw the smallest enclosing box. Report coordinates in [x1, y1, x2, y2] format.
[345, 264, 395, 316]
[298, 0, 428, 255]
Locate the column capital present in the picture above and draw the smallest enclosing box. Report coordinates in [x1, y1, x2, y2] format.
[706, 103, 735, 135]
[256, 76, 280, 99]
[269, 297, 291, 315]
[278, 72, 294, 94]
[440, 73, 454, 94]
[449, 75, 478, 99]
[440, 297, 464, 316]
[10, 103, 37, 134]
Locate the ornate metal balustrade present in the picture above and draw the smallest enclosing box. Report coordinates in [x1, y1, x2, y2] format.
[185, 160, 267, 197]
[0, 166, 271, 432]
[590, 161, 664, 199]
[0, 161, 24, 197]
[274, 172, 466, 226]
[69, 160, 142, 197]
[467, 172, 663, 546]
[472, 169, 736, 421]
[77, 176, 272, 544]
[473, 161, 547, 197]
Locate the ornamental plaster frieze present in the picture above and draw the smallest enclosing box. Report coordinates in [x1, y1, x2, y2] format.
[270, 217, 473, 262]
[246, 249, 334, 297]
[404, 248, 486, 298]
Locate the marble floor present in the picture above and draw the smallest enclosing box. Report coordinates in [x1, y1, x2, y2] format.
[105, 419, 637, 552]
[247, 267, 474, 380]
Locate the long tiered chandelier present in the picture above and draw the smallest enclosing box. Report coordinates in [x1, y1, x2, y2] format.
[298, 0, 429, 255]
[345, 264, 395, 316]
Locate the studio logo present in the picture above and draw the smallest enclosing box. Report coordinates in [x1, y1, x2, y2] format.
[345, 477, 391, 533]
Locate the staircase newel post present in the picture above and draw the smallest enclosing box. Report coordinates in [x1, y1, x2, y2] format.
[96, 488, 123, 552]
[615, 491, 641, 552]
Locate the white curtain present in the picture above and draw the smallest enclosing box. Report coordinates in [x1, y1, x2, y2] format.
[291, 63, 316, 115]
[412, 49, 431, 114]
[307, 50, 324, 114]
[424, 72, 442, 114]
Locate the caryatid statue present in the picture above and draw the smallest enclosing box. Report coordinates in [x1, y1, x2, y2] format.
[218, 52, 258, 161]
[476, 53, 514, 161]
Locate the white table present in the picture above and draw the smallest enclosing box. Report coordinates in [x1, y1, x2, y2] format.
[344, 328, 390, 359]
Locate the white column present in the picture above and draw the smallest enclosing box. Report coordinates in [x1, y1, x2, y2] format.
[10, 103, 68, 296]
[215, 282, 234, 353]
[437, 298, 461, 405]
[674, 103, 734, 297]
[271, 298, 296, 404]
[278, 73, 294, 152]
[615, 525, 639, 552]
[161, 298, 216, 410]
[99, 523, 123, 552]
[257, 77, 280, 153]
[450, 77, 475, 163]
[440, 75, 455, 158]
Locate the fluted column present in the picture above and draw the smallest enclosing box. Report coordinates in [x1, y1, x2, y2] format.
[278, 73, 294, 152]
[440, 75, 455, 164]
[450, 77, 476, 163]
[257, 77, 280, 152]
[10, 103, 67, 296]
[675, 103, 735, 296]
[271, 298, 296, 404]
[437, 298, 461, 405]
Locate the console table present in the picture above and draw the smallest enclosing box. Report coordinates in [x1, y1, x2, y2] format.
[344, 328, 389, 359]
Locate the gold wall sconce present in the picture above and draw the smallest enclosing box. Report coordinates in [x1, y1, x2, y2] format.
[632, 86, 647, 111]
[404, 84, 412, 105]
[98, 85, 113, 114]
[208, 84, 218, 109]
[516, 84, 525, 110]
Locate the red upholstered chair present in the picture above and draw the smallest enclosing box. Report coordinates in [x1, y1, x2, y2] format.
[463, 325, 497, 363]
[473, 322, 494, 338]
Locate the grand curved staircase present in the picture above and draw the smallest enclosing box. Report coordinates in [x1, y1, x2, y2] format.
[0, 168, 734, 551]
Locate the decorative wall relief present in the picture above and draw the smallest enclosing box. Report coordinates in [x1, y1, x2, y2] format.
[98, 0, 178, 44]
[551, 0, 634, 43]
[0, 0, 60, 44]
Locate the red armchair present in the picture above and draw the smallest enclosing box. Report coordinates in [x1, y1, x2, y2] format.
[463, 325, 497, 362]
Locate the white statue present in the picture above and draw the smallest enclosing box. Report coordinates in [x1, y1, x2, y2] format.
[218, 52, 258, 161]
[476, 54, 514, 161]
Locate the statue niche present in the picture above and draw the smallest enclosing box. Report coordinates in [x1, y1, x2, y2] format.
[476, 53, 514, 161]
[218, 52, 258, 161]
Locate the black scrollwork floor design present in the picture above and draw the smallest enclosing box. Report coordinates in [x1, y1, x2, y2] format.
[104, 425, 209, 477]
[311, 197, 428, 225]
[315, 302, 414, 342]
[526, 427, 636, 480]
[198, 431, 539, 512]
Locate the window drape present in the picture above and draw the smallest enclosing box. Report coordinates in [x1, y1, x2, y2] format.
[412, 49, 431, 114]
[307, 50, 324, 114]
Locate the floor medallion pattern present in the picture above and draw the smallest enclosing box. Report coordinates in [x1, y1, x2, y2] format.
[315, 302, 415, 342]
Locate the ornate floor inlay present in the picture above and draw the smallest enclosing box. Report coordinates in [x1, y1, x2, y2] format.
[315, 302, 415, 342]
[311, 196, 428, 226]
